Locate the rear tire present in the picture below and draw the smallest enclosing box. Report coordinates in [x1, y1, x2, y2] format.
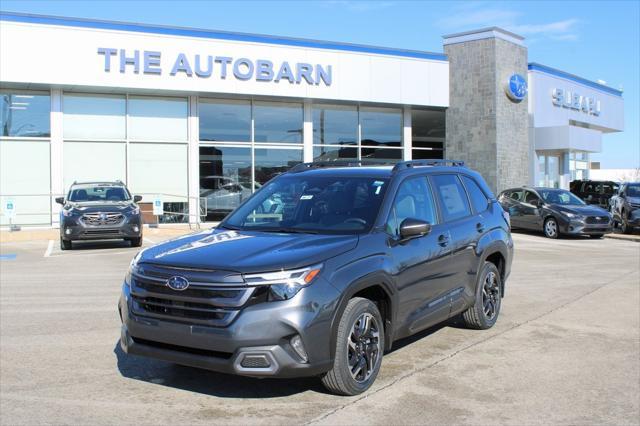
[544, 217, 559, 239]
[60, 238, 72, 250]
[129, 237, 143, 247]
[322, 297, 384, 396]
[462, 262, 502, 330]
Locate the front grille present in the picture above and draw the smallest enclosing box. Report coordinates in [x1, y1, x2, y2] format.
[81, 212, 124, 226]
[84, 229, 121, 235]
[130, 263, 258, 327]
[585, 216, 610, 224]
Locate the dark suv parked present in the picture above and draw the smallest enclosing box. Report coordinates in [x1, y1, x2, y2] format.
[118, 160, 513, 395]
[56, 181, 143, 250]
[610, 182, 640, 234]
[498, 186, 612, 239]
[570, 179, 620, 209]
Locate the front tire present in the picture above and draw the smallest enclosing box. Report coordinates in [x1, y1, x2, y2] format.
[322, 297, 384, 396]
[544, 217, 559, 239]
[60, 238, 72, 250]
[129, 237, 143, 247]
[589, 234, 604, 239]
[462, 262, 502, 330]
[621, 213, 632, 234]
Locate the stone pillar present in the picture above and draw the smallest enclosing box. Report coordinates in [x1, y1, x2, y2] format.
[443, 28, 529, 193]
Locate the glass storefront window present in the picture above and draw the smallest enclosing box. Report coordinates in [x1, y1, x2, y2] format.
[360, 107, 402, 147]
[0, 92, 50, 137]
[199, 146, 252, 221]
[128, 96, 188, 141]
[412, 109, 444, 160]
[63, 94, 126, 140]
[360, 147, 402, 163]
[254, 102, 303, 143]
[313, 145, 358, 162]
[312, 105, 358, 145]
[254, 148, 302, 188]
[199, 99, 251, 142]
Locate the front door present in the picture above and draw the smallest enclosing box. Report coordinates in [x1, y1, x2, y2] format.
[521, 190, 544, 230]
[386, 176, 454, 336]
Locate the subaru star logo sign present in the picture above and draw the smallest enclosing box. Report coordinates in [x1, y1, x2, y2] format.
[166, 276, 189, 291]
[505, 74, 528, 102]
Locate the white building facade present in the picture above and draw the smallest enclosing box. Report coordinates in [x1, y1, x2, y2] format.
[0, 13, 624, 227]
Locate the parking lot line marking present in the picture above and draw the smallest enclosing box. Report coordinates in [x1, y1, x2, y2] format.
[144, 237, 155, 244]
[44, 240, 54, 257]
[0, 254, 17, 260]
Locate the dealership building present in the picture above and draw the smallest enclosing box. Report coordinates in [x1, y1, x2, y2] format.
[0, 12, 624, 226]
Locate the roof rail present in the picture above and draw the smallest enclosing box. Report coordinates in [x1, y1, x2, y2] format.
[391, 159, 465, 173]
[289, 160, 394, 173]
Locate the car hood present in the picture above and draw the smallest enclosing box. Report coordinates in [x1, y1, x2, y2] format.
[138, 228, 359, 273]
[68, 201, 133, 212]
[551, 204, 609, 216]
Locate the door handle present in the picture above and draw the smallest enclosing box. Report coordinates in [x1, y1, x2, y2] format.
[476, 223, 485, 233]
[438, 234, 450, 247]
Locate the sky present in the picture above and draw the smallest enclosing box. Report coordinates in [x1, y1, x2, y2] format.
[1, 0, 638, 169]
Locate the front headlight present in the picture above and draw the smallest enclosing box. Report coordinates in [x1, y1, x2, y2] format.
[243, 264, 322, 301]
[131, 206, 140, 215]
[564, 212, 583, 220]
[62, 208, 74, 217]
[124, 252, 144, 287]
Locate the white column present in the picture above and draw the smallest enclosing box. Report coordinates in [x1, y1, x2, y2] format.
[50, 89, 64, 228]
[187, 95, 200, 226]
[303, 100, 313, 163]
[402, 106, 412, 161]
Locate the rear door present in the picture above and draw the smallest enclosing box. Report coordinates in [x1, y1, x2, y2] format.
[502, 189, 525, 228]
[429, 174, 477, 315]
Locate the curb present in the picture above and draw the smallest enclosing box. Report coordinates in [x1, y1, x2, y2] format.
[604, 233, 640, 243]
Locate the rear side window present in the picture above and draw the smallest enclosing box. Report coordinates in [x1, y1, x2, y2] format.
[461, 175, 489, 213]
[431, 174, 471, 222]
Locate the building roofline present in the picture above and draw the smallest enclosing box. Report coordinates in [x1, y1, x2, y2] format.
[0, 11, 448, 61]
[443, 26, 524, 41]
[528, 63, 623, 97]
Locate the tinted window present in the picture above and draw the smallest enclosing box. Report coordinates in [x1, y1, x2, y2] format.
[386, 177, 437, 237]
[524, 190, 540, 205]
[627, 184, 640, 197]
[462, 176, 489, 213]
[1, 92, 50, 137]
[431, 174, 471, 222]
[224, 176, 389, 234]
[68, 186, 130, 202]
[539, 189, 585, 205]
[509, 190, 524, 202]
[199, 99, 251, 142]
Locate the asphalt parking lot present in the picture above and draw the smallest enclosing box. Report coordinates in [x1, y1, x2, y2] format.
[1, 232, 638, 425]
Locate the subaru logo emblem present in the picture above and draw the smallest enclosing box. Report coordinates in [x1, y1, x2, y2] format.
[100, 213, 107, 220]
[505, 74, 528, 102]
[166, 276, 189, 291]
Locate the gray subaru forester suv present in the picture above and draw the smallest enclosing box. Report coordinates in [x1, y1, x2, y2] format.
[118, 160, 513, 395]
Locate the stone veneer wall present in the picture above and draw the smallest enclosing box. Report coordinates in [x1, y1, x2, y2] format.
[445, 36, 529, 194]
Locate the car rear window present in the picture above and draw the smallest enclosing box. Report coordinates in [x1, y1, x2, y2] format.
[461, 175, 489, 213]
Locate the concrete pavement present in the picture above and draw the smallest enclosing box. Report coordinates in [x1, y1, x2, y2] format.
[0, 233, 638, 425]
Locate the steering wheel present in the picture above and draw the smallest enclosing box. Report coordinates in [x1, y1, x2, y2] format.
[344, 218, 367, 226]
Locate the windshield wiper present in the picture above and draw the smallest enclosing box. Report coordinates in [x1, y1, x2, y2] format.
[257, 227, 319, 234]
[218, 223, 241, 231]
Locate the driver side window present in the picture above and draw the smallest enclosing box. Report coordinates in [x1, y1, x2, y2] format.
[386, 177, 437, 237]
[524, 190, 540, 205]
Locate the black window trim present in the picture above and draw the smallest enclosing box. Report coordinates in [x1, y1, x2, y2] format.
[460, 174, 490, 215]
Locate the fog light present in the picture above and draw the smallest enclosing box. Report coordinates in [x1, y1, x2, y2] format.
[133, 226, 139, 233]
[65, 228, 71, 235]
[290, 335, 308, 363]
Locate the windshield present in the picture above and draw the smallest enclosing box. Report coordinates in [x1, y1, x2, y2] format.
[539, 189, 585, 205]
[68, 186, 130, 202]
[223, 175, 389, 234]
[627, 184, 640, 197]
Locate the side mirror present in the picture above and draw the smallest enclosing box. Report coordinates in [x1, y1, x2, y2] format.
[55, 197, 65, 205]
[133, 195, 143, 203]
[399, 218, 431, 240]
